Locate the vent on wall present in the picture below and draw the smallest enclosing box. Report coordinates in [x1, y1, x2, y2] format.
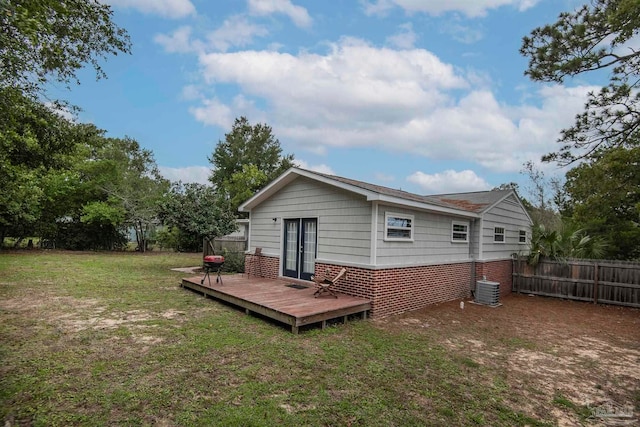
[475, 280, 500, 306]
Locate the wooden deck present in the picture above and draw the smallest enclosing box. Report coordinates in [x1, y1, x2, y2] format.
[180, 274, 372, 333]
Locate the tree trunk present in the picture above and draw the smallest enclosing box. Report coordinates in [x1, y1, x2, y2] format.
[13, 236, 24, 248]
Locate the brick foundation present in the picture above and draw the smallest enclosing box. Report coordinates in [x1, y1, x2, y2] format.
[315, 262, 473, 318]
[475, 259, 513, 297]
[244, 255, 513, 318]
[244, 253, 279, 279]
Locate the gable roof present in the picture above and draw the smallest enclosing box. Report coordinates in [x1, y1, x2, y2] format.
[239, 167, 522, 219]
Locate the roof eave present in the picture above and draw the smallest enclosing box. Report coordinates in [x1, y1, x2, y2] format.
[371, 194, 480, 218]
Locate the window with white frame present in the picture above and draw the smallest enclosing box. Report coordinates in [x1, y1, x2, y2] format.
[451, 221, 469, 242]
[494, 226, 505, 243]
[384, 212, 413, 241]
[519, 229, 527, 244]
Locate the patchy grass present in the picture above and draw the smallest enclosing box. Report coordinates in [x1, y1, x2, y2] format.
[1, 251, 638, 426]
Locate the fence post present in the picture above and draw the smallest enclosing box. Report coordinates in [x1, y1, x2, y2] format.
[593, 262, 599, 304]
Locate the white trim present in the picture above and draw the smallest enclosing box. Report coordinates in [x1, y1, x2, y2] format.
[518, 229, 528, 244]
[315, 257, 476, 270]
[493, 226, 506, 243]
[246, 212, 252, 251]
[478, 217, 484, 259]
[383, 211, 414, 242]
[372, 195, 479, 218]
[239, 167, 480, 218]
[451, 220, 470, 243]
[370, 201, 378, 264]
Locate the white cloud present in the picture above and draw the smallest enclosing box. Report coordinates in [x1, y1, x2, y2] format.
[375, 172, 396, 183]
[45, 102, 76, 122]
[248, 0, 312, 28]
[154, 26, 202, 53]
[207, 15, 269, 52]
[442, 22, 484, 44]
[363, 0, 540, 18]
[103, 0, 195, 18]
[155, 17, 268, 54]
[186, 37, 593, 173]
[293, 159, 335, 174]
[386, 23, 417, 49]
[190, 95, 263, 129]
[181, 84, 203, 101]
[189, 98, 234, 129]
[159, 166, 210, 184]
[407, 170, 490, 193]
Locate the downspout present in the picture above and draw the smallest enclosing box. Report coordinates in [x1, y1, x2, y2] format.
[469, 219, 476, 298]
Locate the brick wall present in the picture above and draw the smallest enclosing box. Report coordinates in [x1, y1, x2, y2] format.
[244, 253, 279, 279]
[316, 262, 472, 318]
[475, 259, 513, 296]
[244, 256, 513, 318]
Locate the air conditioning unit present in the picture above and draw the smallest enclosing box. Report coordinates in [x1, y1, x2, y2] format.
[475, 280, 500, 306]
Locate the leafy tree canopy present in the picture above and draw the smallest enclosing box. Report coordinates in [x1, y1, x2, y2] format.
[160, 183, 237, 244]
[209, 117, 294, 212]
[0, 0, 130, 97]
[562, 145, 640, 259]
[521, 0, 640, 164]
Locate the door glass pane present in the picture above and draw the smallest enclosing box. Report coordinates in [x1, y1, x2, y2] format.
[302, 220, 316, 274]
[285, 221, 298, 270]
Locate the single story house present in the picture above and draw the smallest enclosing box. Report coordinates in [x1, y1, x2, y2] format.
[239, 168, 532, 317]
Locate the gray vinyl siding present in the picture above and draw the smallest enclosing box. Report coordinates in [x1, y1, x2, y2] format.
[375, 205, 472, 266]
[249, 177, 371, 264]
[481, 195, 532, 259]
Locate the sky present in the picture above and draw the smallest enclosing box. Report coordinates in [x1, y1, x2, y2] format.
[53, 0, 597, 196]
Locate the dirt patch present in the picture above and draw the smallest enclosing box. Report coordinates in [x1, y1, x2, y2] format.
[0, 295, 197, 351]
[374, 294, 640, 426]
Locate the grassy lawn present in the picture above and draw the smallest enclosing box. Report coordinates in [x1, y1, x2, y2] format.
[1, 252, 637, 426]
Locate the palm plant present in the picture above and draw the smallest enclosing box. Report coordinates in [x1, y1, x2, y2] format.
[528, 223, 607, 266]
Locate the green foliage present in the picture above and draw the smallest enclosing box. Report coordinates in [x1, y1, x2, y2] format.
[521, 0, 640, 164]
[160, 182, 237, 245]
[155, 227, 202, 252]
[93, 137, 170, 252]
[209, 116, 294, 212]
[0, 88, 79, 241]
[0, 0, 130, 248]
[562, 146, 640, 259]
[219, 248, 245, 273]
[0, 0, 130, 96]
[81, 200, 126, 227]
[528, 223, 607, 266]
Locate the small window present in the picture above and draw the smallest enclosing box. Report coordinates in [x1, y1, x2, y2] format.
[451, 221, 469, 242]
[385, 212, 413, 241]
[494, 227, 505, 243]
[519, 229, 527, 244]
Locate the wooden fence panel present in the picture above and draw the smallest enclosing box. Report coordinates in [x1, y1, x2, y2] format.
[513, 257, 640, 308]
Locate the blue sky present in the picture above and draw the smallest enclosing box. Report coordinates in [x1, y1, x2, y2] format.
[54, 0, 597, 195]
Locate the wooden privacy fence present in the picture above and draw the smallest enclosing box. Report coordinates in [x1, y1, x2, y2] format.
[203, 237, 247, 256]
[512, 257, 640, 308]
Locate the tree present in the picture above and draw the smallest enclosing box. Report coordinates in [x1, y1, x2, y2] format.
[0, 0, 130, 247]
[521, 0, 640, 164]
[0, 89, 80, 244]
[520, 161, 563, 230]
[96, 137, 169, 252]
[0, 0, 130, 97]
[159, 183, 237, 251]
[528, 223, 607, 266]
[209, 117, 294, 212]
[562, 145, 640, 259]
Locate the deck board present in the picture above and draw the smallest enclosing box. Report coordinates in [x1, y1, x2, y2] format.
[181, 274, 371, 333]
